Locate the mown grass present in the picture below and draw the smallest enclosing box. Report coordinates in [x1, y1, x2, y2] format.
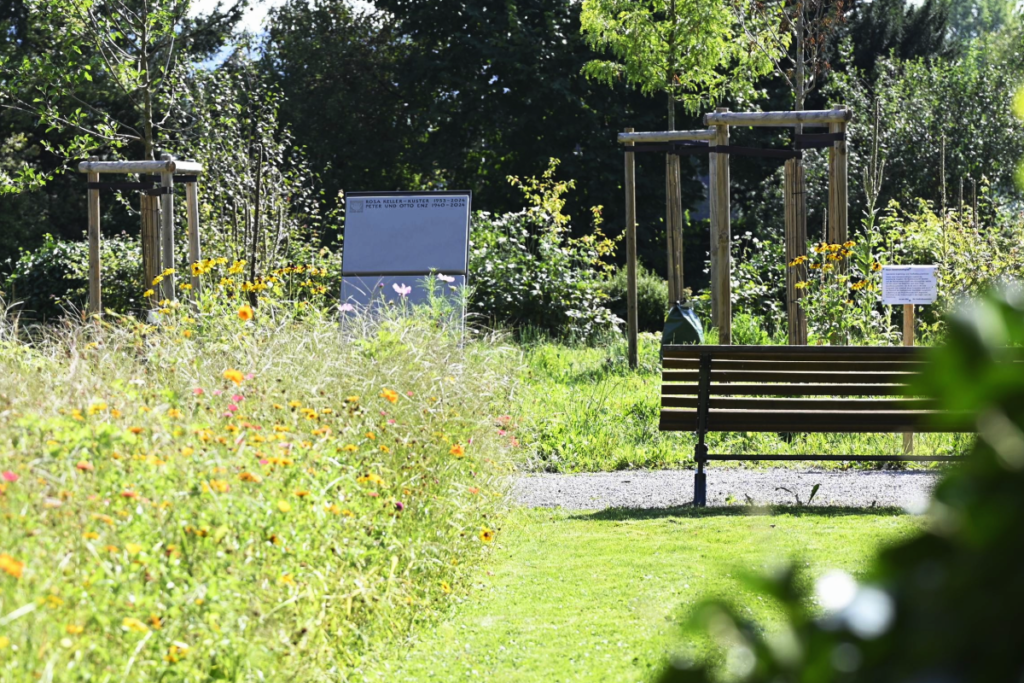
[515, 332, 974, 472]
[382, 506, 923, 682]
[0, 286, 519, 681]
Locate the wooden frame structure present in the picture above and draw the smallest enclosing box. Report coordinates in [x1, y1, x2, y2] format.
[78, 154, 203, 314]
[620, 107, 850, 366]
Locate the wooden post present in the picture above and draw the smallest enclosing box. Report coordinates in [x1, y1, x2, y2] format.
[903, 303, 915, 455]
[159, 154, 175, 300]
[624, 129, 638, 370]
[835, 111, 849, 247]
[669, 155, 685, 301]
[784, 159, 807, 345]
[185, 181, 202, 300]
[665, 157, 678, 303]
[708, 142, 719, 327]
[86, 156, 101, 316]
[713, 108, 731, 345]
[140, 194, 160, 306]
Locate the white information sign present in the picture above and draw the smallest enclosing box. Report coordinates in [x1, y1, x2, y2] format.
[881, 265, 938, 305]
[340, 191, 471, 308]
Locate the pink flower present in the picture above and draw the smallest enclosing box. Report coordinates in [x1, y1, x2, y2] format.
[213, 389, 223, 396]
[227, 404, 239, 413]
[394, 501, 405, 511]
[392, 283, 412, 297]
[245, 373, 254, 380]
[498, 429, 507, 436]
[192, 388, 204, 396]
[406, 391, 414, 397]
[232, 394, 244, 403]
[437, 273, 455, 283]
[340, 303, 355, 313]
[2, 471, 18, 483]
[387, 419, 396, 425]
[259, 459, 269, 466]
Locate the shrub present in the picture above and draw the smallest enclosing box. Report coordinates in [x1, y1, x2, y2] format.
[602, 264, 669, 333]
[468, 159, 621, 341]
[3, 233, 143, 320]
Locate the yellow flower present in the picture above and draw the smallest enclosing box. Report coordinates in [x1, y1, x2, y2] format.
[125, 543, 144, 555]
[277, 500, 292, 513]
[478, 527, 495, 544]
[149, 613, 162, 630]
[237, 305, 254, 322]
[165, 644, 189, 663]
[143, 289, 155, 297]
[228, 260, 246, 275]
[87, 402, 107, 415]
[122, 617, 149, 633]
[794, 281, 809, 290]
[357, 473, 387, 487]
[380, 388, 399, 403]
[343, 444, 358, 452]
[346, 396, 360, 403]
[83, 531, 99, 540]
[326, 503, 343, 515]
[278, 573, 295, 586]
[0, 636, 9, 649]
[379, 445, 391, 453]
[450, 444, 466, 458]
[365, 432, 376, 440]
[843, 240, 856, 248]
[168, 408, 183, 419]
[180, 283, 193, 291]
[65, 624, 84, 635]
[871, 262, 882, 272]
[181, 447, 194, 457]
[223, 368, 245, 385]
[440, 581, 451, 594]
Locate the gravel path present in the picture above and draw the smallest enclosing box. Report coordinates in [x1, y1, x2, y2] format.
[512, 469, 942, 510]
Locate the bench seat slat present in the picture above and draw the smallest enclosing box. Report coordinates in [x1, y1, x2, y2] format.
[662, 396, 940, 411]
[661, 383, 918, 396]
[663, 358, 927, 372]
[663, 345, 921, 362]
[660, 408, 973, 432]
[664, 370, 916, 384]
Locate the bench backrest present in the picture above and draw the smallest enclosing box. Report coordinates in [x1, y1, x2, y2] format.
[660, 345, 972, 434]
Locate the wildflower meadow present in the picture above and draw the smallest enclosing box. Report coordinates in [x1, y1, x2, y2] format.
[0, 263, 518, 681]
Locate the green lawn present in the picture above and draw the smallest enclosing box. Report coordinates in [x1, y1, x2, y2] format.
[378, 507, 922, 682]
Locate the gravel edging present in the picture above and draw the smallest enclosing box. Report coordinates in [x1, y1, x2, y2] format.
[512, 469, 941, 510]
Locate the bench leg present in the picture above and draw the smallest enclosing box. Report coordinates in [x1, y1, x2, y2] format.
[694, 451, 707, 508]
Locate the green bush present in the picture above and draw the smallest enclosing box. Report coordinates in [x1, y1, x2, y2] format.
[3, 233, 143, 320]
[657, 290, 1024, 682]
[602, 264, 669, 333]
[468, 160, 621, 341]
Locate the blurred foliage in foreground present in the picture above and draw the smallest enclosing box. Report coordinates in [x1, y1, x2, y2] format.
[658, 290, 1024, 682]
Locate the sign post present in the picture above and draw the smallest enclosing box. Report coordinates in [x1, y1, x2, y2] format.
[881, 265, 938, 455]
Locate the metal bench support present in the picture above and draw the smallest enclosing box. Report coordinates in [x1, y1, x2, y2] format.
[693, 352, 712, 507]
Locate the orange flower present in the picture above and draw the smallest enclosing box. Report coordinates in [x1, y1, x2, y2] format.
[0, 553, 24, 579]
[76, 461, 94, 472]
[237, 305, 254, 321]
[294, 490, 310, 498]
[238, 472, 262, 483]
[450, 444, 465, 458]
[325, 503, 343, 515]
[223, 368, 245, 385]
[380, 388, 399, 403]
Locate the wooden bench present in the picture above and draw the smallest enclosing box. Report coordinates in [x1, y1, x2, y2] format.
[660, 345, 973, 507]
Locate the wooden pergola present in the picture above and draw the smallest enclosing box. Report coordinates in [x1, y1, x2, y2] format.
[79, 154, 203, 314]
[620, 107, 851, 367]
